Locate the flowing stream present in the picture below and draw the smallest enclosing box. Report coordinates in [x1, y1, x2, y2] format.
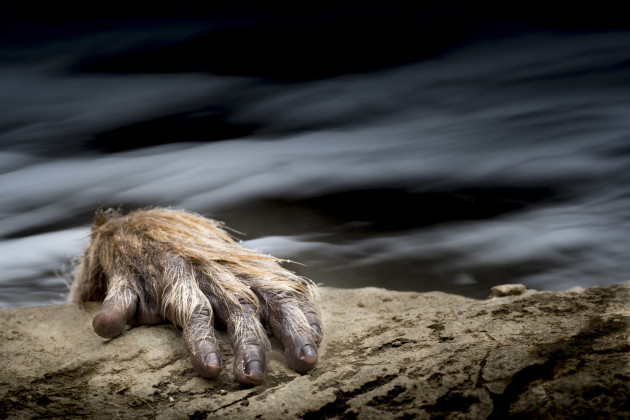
[1, 11, 629, 307]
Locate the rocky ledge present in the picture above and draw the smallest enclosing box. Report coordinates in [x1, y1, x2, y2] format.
[1, 283, 629, 419]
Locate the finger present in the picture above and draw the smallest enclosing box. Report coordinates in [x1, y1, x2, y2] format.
[214, 295, 269, 386]
[262, 293, 320, 374]
[272, 293, 324, 345]
[286, 280, 323, 344]
[182, 304, 224, 379]
[92, 276, 139, 339]
[161, 258, 224, 379]
[249, 266, 323, 345]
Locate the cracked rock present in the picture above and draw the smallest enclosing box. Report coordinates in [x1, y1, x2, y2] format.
[1, 283, 629, 419]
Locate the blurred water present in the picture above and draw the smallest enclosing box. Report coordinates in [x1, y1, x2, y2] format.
[1, 13, 629, 307]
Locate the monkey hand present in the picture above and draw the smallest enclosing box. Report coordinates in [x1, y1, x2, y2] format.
[70, 208, 322, 386]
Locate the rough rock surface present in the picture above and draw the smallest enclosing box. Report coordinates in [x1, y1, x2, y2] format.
[1, 283, 629, 419]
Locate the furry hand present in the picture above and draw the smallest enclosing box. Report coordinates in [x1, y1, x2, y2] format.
[70, 208, 322, 386]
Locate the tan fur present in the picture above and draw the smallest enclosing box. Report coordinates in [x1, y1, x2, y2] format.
[70, 208, 318, 338]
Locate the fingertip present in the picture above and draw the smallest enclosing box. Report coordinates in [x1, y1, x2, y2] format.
[234, 348, 267, 386]
[193, 352, 223, 379]
[240, 360, 265, 386]
[286, 343, 318, 373]
[92, 281, 138, 339]
[300, 344, 318, 365]
[92, 310, 127, 339]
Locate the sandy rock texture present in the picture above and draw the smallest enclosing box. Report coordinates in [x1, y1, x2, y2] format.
[1, 283, 629, 419]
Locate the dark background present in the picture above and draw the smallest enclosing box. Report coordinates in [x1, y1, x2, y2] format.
[1, 6, 629, 307]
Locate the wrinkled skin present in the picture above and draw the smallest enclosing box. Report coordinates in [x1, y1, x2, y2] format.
[71, 208, 323, 386]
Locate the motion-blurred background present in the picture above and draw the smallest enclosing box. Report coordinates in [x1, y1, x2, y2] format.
[1, 6, 629, 307]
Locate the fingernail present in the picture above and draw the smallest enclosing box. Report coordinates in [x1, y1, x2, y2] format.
[300, 345, 317, 363]
[245, 360, 264, 379]
[204, 353, 222, 368]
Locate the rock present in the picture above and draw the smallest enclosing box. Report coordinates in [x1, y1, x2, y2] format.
[1, 283, 629, 419]
[489, 283, 528, 298]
